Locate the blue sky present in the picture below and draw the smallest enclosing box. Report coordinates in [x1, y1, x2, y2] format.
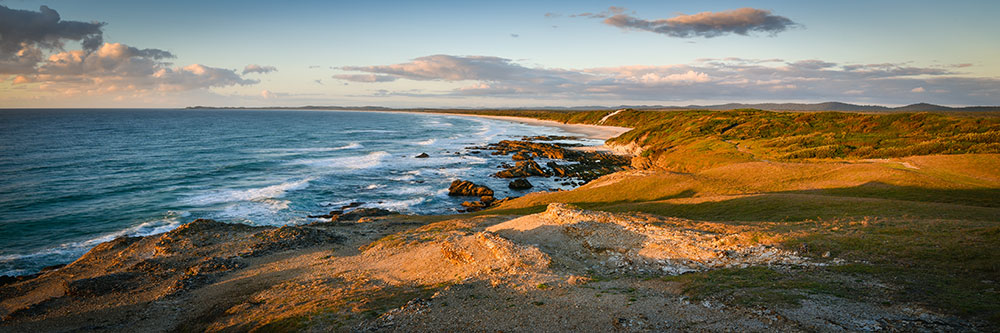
[1, 0, 998, 107]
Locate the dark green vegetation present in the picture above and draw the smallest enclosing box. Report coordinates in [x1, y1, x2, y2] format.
[436, 109, 1000, 171]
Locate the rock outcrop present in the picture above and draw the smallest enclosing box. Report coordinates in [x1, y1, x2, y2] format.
[508, 178, 533, 190]
[448, 180, 494, 197]
[495, 160, 551, 178]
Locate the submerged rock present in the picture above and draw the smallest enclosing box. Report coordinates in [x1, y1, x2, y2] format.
[415, 153, 430, 158]
[448, 180, 494, 197]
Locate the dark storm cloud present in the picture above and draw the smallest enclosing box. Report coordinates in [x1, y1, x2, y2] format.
[593, 7, 798, 38]
[0, 5, 105, 55]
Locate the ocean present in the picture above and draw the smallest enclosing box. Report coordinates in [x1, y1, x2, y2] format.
[0, 109, 601, 276]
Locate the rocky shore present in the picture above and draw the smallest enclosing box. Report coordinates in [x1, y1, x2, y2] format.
[0, 203, 973, 331]
[439, 135, 631, 212]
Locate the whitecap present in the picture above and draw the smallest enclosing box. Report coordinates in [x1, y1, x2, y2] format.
[385, 186, 432, 195]
[415, 138, 436, 145]
[185, 178, 313, 206]
[288, 151, 390, 170]
[342, 129, 397, 134]
[254, 142, 362, 154]
[364, 197, 425, 212]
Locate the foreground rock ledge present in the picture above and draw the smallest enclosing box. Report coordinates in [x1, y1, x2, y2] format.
[0, 204, 975, 332]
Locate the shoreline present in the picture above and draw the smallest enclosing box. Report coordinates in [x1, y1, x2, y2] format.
[378, 110, 633, 150]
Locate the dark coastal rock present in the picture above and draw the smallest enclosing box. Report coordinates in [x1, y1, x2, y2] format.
[495, 160, 551, 178]
[308, 210, 344, 219]
[509, 178, 533, 190]
[334, 208, 395, 222]
[340, 202, 363, 210]
[448, 180, 494, 197]
[240, 225, 345, 257]
[460, 200, 488, 210]
[0, 273, 41, 287]
[415, 153, 430, 158]
[64, 272, 142, 297]
[521, 135, 577, 141]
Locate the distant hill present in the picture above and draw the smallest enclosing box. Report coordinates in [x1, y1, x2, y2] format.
[651, 102, 1000, 112]
[187, 102, 1000, 113]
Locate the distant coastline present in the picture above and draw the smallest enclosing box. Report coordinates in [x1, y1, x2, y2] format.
[184, 101, 1000, 113]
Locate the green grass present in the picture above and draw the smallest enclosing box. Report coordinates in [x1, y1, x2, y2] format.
[784, 219, 1000, 323]
[433, 108, 1000, 172]
[663, 266, 851, 307]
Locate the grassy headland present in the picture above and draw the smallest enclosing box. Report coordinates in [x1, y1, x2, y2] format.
[3, 108, 999, 330]
[447, 108, 1000, 325]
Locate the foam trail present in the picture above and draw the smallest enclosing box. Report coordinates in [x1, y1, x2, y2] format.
[185, 178, 313, 206]
[289, 151, 390, 170]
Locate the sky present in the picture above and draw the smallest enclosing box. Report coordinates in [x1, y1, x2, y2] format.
[0, 0, 998, 108]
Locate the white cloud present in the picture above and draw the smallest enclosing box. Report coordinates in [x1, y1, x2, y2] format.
[911, 87, 926, 93]
[335, 55, 1000, 105]
[13, 42, 257, 95]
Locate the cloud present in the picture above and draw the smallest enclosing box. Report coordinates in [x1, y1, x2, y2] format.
[332, 74, 398, 82]
[0, 5, 105, 55]
[0, 5, 107, 74]
[13, 42, 257, 94]
[335, 55, 1000, 105]
[589, 7, 798, 38]
[242, 64, 277, 74]
[911, 87, 926, 93]
[570, 6, 626, 19]
[510, 33, 520, 38]
[0, 5, 258, 99]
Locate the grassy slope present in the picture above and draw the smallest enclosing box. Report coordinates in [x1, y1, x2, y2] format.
[443, 109, 1000, 325]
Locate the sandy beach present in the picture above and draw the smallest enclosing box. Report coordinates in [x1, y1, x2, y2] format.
[411, 112, 634, 153]
[453, 114, 632, 140]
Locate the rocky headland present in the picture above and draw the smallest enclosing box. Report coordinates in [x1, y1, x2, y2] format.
[3, 110, 998, 331]
[0, 203, 974, 331]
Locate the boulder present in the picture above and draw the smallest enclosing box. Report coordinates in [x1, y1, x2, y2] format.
[415, 153, 430, 158]
[508, 178, 533, 190]
[448, 180, 494, 197]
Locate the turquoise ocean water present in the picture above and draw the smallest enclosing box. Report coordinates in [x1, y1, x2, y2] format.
[0, 109, 599, 276]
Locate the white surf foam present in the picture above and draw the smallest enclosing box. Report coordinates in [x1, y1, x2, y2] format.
[364, 197, 426, 212]
[289, 151, 390, 170]
[185, 178, 313, 206]
[255, 142, 363, 154]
